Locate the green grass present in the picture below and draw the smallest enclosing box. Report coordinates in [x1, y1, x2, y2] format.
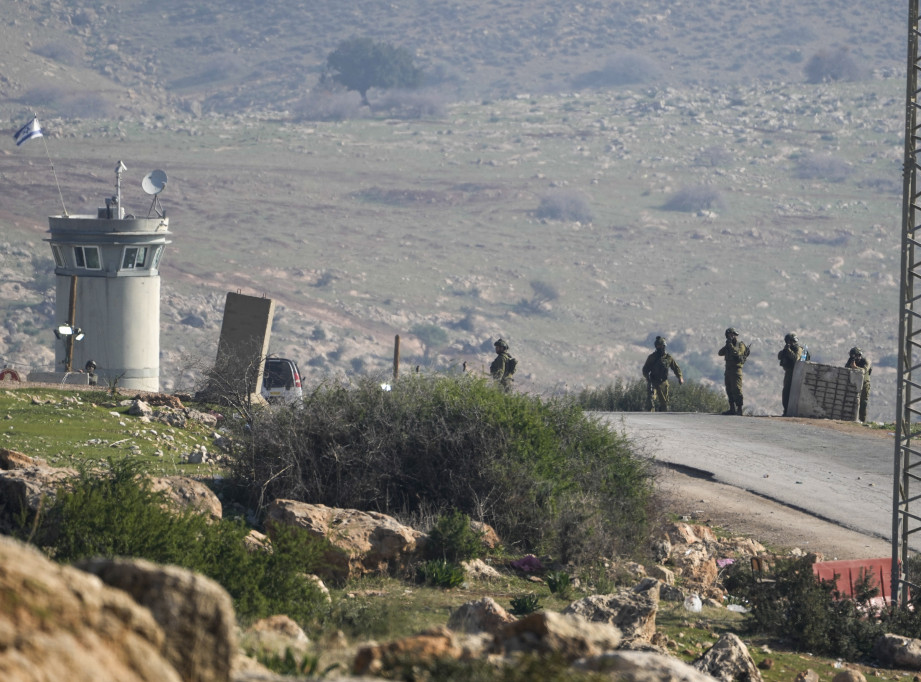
[0, 387, 218, 475]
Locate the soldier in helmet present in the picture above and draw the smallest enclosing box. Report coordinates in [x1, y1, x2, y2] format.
[84, 359, 98, 386]
[777, 332, 805, 416]
[718, 327, 750, 415]
[845, 347, 872, 422]
[490, 338, 517, 391]
[642, 336, 684, 412]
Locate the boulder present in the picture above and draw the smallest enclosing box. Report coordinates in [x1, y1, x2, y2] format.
[148, 475, 223, 521]
[447, 597, 517, 634]
[873, 633, 921, 669]
[127, 399, 153, 417]
[693, 633, 762, 682]
[491, 610, 622, 661]
[265, 499, 424, 582]
[242, 614, 311, 660]
[832, 671, 867, 682]
[76, 556, 237, 682]
[0, 464, 78, 519]
[0, 447, 36, 469]
[470, 520, 502, 549]
[353, 626, 460, 676]
[0, 534, 181, 681]
[563, 578, 660, 645]
[574, 650, 721, 682]
[648, 564, 676, 585]
[461, 558, 503, 581]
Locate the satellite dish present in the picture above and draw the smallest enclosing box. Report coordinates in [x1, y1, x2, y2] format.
[142, 169, 168, 196]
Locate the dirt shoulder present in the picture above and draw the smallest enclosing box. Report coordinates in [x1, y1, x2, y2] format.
[657, 465, 893, 561]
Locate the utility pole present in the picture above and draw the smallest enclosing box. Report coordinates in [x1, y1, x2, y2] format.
[893, 0, 921, 607]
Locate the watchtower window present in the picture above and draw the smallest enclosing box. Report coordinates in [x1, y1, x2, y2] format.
[74, 246, 101, 270]
[121, 246, 149, 270]
[151, 246, 164, 270]
[51, 245, 64, 268]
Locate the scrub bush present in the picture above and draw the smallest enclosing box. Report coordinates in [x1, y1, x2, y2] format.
[229, 374, 654, 562]
[22, 459, 327, 625]
[425, 509, 487, 562]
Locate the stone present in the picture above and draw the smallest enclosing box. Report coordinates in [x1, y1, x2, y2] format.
[242, 614, 310, 660]
[574, 650, 722, 682]
[76, 556, 237, 682]
[833, 670, 867, 682]
[491, 610, 622, 661]
[470, 519, 501, 549]
[0, 534, 181, 681]
[148, 475, 223, 521]
[0, 464, 78, 519]
[353, 626, 460, 676]
[447, 597, 517, 634]
[461, 557, 503, 581]
[693, 633, 762, 682]
[265, 499, 424, 582]
[874, 633, 921, 669]
[0, 447, 35, 469]
[128, 399, 153, 416]
[795, 670, 820, 682]
[563, 578, 659, 645]
[648, 564, 676, 585]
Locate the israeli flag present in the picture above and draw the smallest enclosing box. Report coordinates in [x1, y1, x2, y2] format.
[13, 117, 43, 146]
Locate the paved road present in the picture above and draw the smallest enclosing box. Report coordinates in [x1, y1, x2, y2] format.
[596, 413, 902, 548]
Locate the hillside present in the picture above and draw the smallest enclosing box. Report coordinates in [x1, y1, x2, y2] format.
[0, 1, 910, 421]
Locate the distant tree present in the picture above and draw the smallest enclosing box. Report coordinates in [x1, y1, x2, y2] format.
[325, 37, 423, 108]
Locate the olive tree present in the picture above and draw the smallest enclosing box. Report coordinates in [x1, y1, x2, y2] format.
[325, 37, 423, 108]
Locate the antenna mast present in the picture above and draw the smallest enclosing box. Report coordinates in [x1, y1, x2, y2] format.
[893, 0, 921, 607]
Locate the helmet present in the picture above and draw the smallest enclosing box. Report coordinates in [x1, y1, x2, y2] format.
[654, 336, 666, 349]
[85, 359, 96, 370]
[494, 338, 509, 351]
[849, 347, 862, 357]
[784, 332, 797, 344]
[725, 327, 739, 338]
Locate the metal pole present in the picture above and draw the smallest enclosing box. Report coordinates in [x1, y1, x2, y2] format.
[65, 275, 77, 372]
[393, 335, 400, 380]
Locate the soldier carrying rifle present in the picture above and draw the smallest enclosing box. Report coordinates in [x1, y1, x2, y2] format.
[642, 336, 683, 412]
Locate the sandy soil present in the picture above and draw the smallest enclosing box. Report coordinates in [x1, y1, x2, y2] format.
[657, 464, 893, 561]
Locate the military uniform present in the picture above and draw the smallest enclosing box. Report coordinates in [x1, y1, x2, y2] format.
[845, 347, 872, 422]
[718, 327, 749, 415]
[642, 337, 683, 411]
[490, 339, 517, 391]
[777, 333, 804, 416]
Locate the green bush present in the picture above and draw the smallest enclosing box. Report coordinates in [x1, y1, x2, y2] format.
[425, 509, 487, 562]
[723, 555, 884, 660]
[545, 570, 572, 598]
[417, 559, 466, 588]
[576, 378, 727, 413]
[510, 593, 541, 616]
[230, 374, 654, 563]
[22, 459, 327, 625]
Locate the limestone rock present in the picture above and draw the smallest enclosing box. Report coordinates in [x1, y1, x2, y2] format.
[693, 633, 762, 682]
[832, 670, 867, 682]
[447, 597, 517, 634]
[574, 649, 721, 682]
[461, 557, 503, 581]
[353, 626, 460, 676]
[0, 447, 35, 469]
[265, 499, 424, 582]
[0, 464, 78, 519]
[0, 534, 181, 682]
[873, 633, 921, 669]
[76, 556, 237, 682]
[491, 610, 622, 661]
[242, 614, 310, 660]
[148, 475, 223, 521]
[563, 578, 660, 645]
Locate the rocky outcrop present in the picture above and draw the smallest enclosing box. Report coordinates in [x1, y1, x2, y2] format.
[574, 650, 721, 682]
[0, 464, 77, 518]
[354, 626, 461, 676]
[491, 610, 622, 660]
[0, 534, 182, 682]
[265, 499, 424, 582]
[148, 475, 223, 521]
[873, 633, 921, 669]
[563, 577, 660, 646]
[447, 597, 517, 634]
[693, 633, 762, 682]
[76, 556, 237, 682]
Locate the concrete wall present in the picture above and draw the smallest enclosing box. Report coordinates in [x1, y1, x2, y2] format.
[787, 361, 863, 421]
[211, 292, 275, 397]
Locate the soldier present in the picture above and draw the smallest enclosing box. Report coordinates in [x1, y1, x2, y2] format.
[642, 336, 684, 412]
[845, 347, 872, 422]
[490, 338, 517, 391]
[718, 327, 750, 415]
[777, 332, 804, 416]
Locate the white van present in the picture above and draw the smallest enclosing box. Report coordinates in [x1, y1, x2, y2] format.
[261, 357, 303, 403]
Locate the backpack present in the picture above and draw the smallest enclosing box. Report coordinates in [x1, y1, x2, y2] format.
[506, 356, 517, 376]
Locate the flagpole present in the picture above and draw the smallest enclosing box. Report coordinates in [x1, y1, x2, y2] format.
[35, 114, 68, 217]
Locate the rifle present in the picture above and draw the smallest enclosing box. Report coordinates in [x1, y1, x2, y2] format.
[744, 340, 753, 360]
